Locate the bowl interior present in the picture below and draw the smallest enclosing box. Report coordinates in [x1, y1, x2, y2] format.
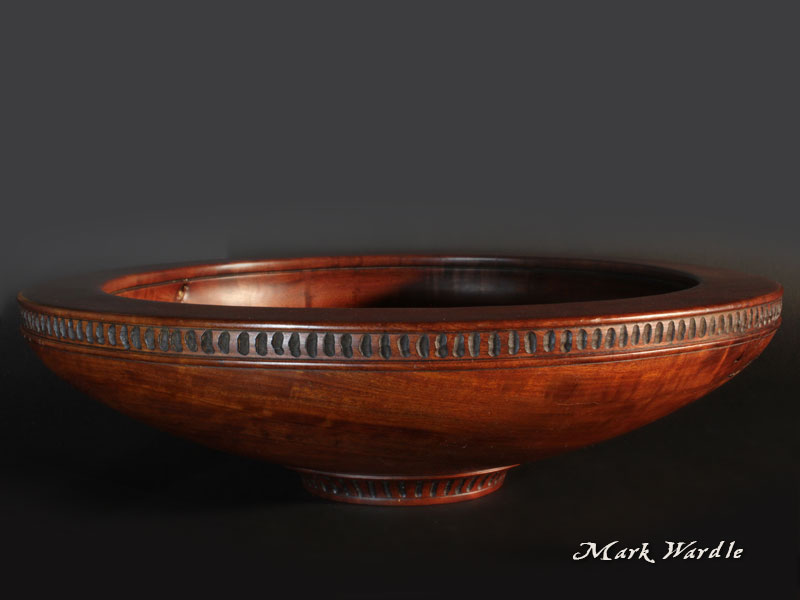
[109, 263, 697, 309]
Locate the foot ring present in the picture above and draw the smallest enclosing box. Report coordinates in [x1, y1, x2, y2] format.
[296, 466, 514, 506]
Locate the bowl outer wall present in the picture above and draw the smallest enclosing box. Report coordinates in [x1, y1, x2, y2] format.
[26, 328, 776, 474]
[18, 256, 783, 475]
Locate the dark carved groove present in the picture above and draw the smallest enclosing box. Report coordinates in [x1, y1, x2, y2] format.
[185, 330, 198, 352]
[359, 334, 372, 358]
[508, 331, 519, 355]
[306, 333, 318, 358]
[526, 331, 536, 353]
[577, 329, 587, 350]
[488, 332, 499, 357]
[323, 333, 336, 357]
[130, 326, 141, 349]
[272, 332, 284, 355]
[218, 331, 230, 354]
[398, 334, 410, 358]
[237, 332, 249, 356]
[544, 330, 555, 352]
[289, 332, 301, 357]
[144, 328, 154, 350]
[470, 332, 480, 357]
[255, 332, 268, 356]
[170, 330, 182, 352]
[341, 333, 353, 358]
[453, 334, 465, 358]
[436, 333, 448, 358]
[380, 334, 391, 360]
[605, 328, 615, 349]
[417, 334, 429, 358]
[561, 330, 573, 353]
[201, 330, 214, 354]
[158, 328, 169, 352]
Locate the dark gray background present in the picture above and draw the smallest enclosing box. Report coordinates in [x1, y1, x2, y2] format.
[1, 3, 797, 598]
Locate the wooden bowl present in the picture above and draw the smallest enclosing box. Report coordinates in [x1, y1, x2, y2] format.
[18, 256, 782, 505]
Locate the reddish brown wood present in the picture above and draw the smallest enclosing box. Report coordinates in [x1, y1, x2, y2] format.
[18, 255, 782, 505]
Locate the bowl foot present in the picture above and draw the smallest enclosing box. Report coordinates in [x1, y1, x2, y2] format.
[296, 466, 514, 506]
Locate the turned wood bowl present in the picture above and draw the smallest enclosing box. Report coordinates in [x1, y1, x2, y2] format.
[18, 255, 782, 505]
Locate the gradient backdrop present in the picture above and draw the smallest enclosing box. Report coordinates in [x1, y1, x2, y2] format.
[1, 3, 797, 598]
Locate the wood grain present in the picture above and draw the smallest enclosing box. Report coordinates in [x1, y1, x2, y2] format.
[19, 255, 782, 505]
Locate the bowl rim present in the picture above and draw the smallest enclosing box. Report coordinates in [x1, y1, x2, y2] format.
[18, 254, 782, 329]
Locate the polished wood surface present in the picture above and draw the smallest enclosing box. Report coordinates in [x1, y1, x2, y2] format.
[18, 256, 782, 505]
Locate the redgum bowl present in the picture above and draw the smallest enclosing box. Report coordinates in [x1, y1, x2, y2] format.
[18, 255, 782, 505]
